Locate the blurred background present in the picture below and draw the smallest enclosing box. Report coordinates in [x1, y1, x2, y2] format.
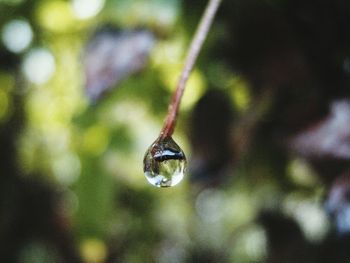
[1, 0, 350, 262]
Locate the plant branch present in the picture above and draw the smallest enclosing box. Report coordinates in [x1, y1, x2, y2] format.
[160, 0, 222, 139]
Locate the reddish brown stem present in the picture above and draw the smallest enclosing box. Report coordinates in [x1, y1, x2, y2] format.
[159, 0, 222, 139]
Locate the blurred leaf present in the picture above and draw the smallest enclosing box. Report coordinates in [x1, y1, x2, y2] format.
[290, 100, 350, 160]
[83, 27, 155, 102]
[325, 171, 350, 235]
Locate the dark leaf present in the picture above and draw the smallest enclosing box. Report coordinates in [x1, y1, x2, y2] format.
[189, 89, 234, 187]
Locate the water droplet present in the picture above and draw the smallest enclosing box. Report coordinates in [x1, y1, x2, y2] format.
[143, 136, 186, 187]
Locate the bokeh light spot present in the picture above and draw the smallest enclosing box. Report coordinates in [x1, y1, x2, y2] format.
[2, 19, 33, 53]
[243, 225, 267, 261]
[162, 66, 205, 111]
[22, 48, 56, 84]
[229, 76, 251, 112]
[71, 0, 105, 19]
[53, 153, 81, 185]
[288, 158, 319, 187]
[181, 70, 206, 111]
[80, 238, 107, 263]
[284, 195, 330, 242]
[37, 0, 75, 32]
[195, 188, 226, 223]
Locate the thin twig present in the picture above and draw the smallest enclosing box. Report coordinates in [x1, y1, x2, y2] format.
[159, 0, 222, 139]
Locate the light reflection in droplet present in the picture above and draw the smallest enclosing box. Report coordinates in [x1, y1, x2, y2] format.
[71, 0, 105, 19]
[22, 48, 56, 84]
[2, 19, 33, 53]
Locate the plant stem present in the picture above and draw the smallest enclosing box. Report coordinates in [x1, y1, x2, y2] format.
[159, 0, 222, 139]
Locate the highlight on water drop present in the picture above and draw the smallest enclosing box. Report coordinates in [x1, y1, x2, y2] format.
[143, 136, 187, 188]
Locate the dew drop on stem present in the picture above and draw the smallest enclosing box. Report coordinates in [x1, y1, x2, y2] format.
[142, 0, 221, 187]
[143, 136, 187, 188]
